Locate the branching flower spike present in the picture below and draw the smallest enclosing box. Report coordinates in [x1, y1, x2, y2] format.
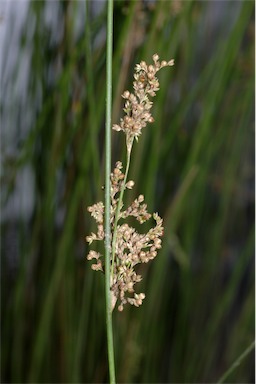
[113, 54, 174, 152]
[86, 54, 174, 312]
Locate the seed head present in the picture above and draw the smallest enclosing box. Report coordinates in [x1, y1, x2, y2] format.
[86, 54, 172, 312]
[86, 162, 164, 311]
[112, 54, 174, 150]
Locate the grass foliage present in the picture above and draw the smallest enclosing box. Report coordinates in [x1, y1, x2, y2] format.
[1, 1, 254, 383]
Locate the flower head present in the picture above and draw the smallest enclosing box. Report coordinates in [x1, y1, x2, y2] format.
[86, 54, 173, 312]
[113, 54, 174, 151]
[86, 162, 164, 312]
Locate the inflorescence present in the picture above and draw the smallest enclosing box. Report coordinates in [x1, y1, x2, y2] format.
[113, 53, 174, 152]
[86, 54, 174, 311]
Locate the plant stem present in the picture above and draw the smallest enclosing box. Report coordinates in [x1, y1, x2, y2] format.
[104, 0, 115, 383]
[217, 341, 255, 383]
[111, 142, 133, 279]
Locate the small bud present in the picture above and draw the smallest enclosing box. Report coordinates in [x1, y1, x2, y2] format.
[138, 195, 144, 202]
[127, 282, 134, 291]
[126, 180, 135, 189]
[140, 61, 147, 70]
[153, 53, 159, 62]
[140, 251, 146, 258]
[116, 161, 122, 169]
[122, 91, 130, 99]
[91, 262, 103, 272]
[113, 124, 122, 131]
[151, 251, 157, 258]
[148, 64, 154, 72]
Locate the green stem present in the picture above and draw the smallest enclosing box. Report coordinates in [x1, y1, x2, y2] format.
[217, 341, 255, 384]
[111, 142, 133, 279]
[104, 0, 115, 383]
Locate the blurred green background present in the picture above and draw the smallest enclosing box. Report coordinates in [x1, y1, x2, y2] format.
[1, 1, 254, 383]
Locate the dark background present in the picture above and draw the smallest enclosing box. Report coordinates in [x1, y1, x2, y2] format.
[1, 1, 254, 383]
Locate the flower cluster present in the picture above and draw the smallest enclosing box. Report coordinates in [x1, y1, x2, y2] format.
[86, 162, 164, 311]
[113, 54, 174, 151]
[86, 54, 173, 312]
